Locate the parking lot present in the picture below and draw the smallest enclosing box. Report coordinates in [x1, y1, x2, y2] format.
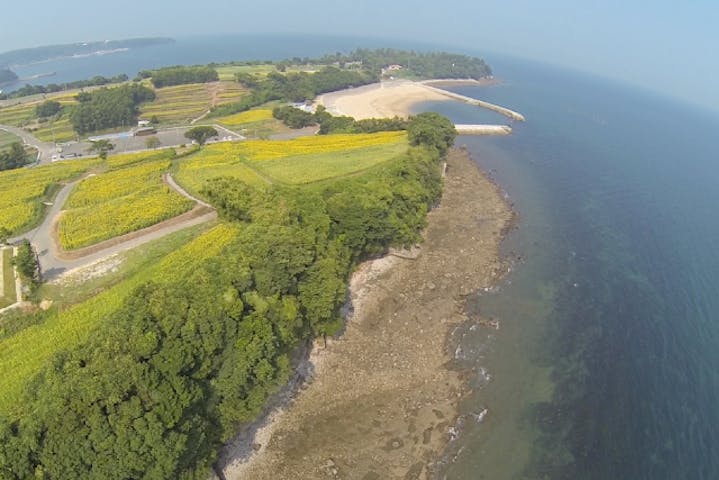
[54, 125, 244, 160]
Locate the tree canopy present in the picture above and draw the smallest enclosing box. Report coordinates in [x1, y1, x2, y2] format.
[0, 142, 30, 171]
[70, 84, 155, 135]
[184, 126, 218, 145]
[142, 66, 219, 88]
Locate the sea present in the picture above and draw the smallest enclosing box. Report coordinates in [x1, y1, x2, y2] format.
[6, 35, 719, 480]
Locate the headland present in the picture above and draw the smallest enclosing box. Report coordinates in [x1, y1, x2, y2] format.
[220, 147, 514, 479]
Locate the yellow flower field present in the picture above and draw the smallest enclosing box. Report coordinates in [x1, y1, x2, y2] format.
[217, 109, 274, 126]
[59, 158, 194, 249]
[0, 159, 98, 233]
[175, 131, 408, 192]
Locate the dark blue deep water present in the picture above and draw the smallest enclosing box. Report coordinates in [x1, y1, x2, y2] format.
[420, 58, 719, 479]
[6, 34, 719, 479]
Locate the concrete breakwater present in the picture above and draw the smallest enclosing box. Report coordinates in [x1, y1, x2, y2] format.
[423, 84, 526, 122]
[455, 124, 512, 135]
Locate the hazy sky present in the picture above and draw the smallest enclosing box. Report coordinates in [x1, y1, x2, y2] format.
[2, 0, 718, 111]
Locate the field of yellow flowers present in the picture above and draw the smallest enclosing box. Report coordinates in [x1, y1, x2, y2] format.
[59, 158, 194, 249]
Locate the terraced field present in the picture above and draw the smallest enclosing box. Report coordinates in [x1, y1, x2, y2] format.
[140, 81, 247, 124]
[175, 131, 408, 193]
[0, 92, 79, 143]
[0, 223, 238, 417]
[59, 158, 194, 249]
[0, 158, 99, 234]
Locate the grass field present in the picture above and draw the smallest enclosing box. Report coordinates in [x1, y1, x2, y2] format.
[59, 159, 194, 249]
[255, 142, 409, 184]
[0, 224, 238, 417]
[175, 132, 408, 194]
[0, 159, 99, 234]
[0, 248, 16, 309]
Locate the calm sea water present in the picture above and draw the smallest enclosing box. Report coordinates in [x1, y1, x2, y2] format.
[8, 34, 719, 479]
[418, 58, 719, 479]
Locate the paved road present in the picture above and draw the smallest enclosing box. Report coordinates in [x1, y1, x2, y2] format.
[0, 124, 57, 164]
[11, 175, 217, 279]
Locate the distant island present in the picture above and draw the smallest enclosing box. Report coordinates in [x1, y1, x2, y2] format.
[0, 37, 174, 67]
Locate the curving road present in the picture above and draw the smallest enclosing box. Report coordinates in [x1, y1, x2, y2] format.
[11, 174, 217, 279]
[0, 124, 57, 164]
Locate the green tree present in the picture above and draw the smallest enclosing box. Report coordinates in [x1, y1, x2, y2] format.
[0, 142, 29, 171]
[407, 112, 457, 156]
[184, 126, 218, 146]
[35, 100, 62, 118]
[87, 139, 115, 159]
[13, 239, 40, 290]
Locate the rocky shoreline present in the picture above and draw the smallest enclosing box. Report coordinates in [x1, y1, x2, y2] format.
[220, 147, 514, 479]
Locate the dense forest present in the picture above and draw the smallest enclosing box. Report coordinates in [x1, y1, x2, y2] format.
[139, 66, 219, 88]
[312, 48, 493, 79]
[0, 74, 130, 100]
[0, 143, 30, 171]
[70, 84, 156, 134]
[0, 113, 456, 479]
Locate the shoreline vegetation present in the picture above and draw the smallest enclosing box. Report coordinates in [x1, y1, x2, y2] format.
[219, 147, 514, 479]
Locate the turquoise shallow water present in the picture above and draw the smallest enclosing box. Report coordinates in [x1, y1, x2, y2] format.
[419, 58, 719, 479]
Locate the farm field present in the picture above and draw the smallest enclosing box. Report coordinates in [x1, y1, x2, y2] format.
[59, 158, 194, 249]
[0, 158, 98, 234]
[140, 81, 246, 124]
[215, 64, 320, 81]
[214, 107, 290, 137]
[0, 223, 238, 417]
[0, 92, 79, 142]
[175, 131, 408, 193]
[106, 148, 177, 169]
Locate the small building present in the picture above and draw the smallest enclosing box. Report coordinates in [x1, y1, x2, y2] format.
[137, 120, 151, 128]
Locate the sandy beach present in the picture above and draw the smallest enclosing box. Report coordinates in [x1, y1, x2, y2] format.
[316, 80, 451, 120]
[316, 79, 524, 126]
[219, 148, 514, 480]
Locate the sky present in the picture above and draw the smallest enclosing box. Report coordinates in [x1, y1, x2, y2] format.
[2, 0, 718, 111]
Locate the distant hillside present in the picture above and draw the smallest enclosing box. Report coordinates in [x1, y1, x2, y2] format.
[0, 68, 18, 85]
[0, 37, 174, 66]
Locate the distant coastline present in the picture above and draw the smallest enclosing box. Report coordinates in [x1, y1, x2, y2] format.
[0, 37, 174, 68]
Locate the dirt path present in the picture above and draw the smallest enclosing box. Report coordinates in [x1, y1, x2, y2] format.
[0, 124, 56, 164]
[220, 148, 514, 479]
[11, 173, 217, 279]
